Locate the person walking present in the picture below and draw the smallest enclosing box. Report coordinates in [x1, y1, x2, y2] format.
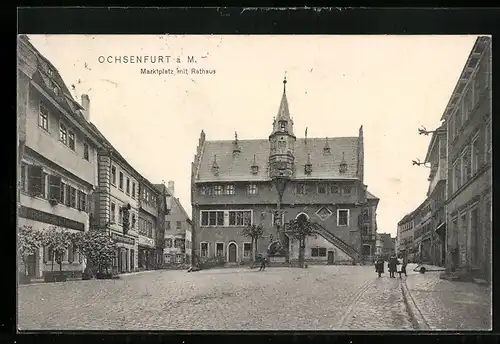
[375, 257, 384, 278]
[388, 255, 397, 278]
[259, 254, 268, 271]
[398, 257, 407, 278]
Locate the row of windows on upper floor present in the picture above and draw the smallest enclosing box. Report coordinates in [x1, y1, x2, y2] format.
[110, 165, 158, 209]
[199, 183, 354, 196]
[165, 238, 185, 249]
[38, 103, 91, 162]
[448, 48, 491, 144]
[38, 101, 160, 209]
[20, 163, 89, 211]
[451, 121, 492, 196]
[108, 200, 157, 239]
[199, 209, 352, 227]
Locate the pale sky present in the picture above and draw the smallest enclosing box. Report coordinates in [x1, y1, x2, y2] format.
[26, 34, 479, 237]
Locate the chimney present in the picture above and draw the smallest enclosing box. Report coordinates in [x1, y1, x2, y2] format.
[167, 180, 175, 196]
[81, 94, 90, 121]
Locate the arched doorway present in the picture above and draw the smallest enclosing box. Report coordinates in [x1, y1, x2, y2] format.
[228, 242, 237, 263]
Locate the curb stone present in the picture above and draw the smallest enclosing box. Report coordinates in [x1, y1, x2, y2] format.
[400, 278, 430, 330]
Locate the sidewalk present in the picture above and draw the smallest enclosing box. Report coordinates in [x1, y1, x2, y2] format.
[403, 264, 491, 330]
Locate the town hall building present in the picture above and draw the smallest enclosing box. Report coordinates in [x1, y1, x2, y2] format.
[190, 78, 379, 265]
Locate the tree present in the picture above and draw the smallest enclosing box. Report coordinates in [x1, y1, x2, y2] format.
[40, 227, 72, 279]
[74, 229, 118, 276]
[241, 224, 264, 262]
[286, 216, 317, 268]
[18, 225, 42, 277]
[122, 204, 131, 235]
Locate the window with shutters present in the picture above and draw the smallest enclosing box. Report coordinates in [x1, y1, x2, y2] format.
[60, 182, 66, 204]
[60, 123, 68, 144]
[27, 165, 44, 197]
[38, 104, 49, 131]
[461, 146, 471, 184]
[70, 187, 77, 208]
[68, 131, 75, 150]
[126, 178, 130, 195]
[118, 208, 123, 225]
[20, 164, 27, 192]
[65, 185, 71, 206]
[48, 175, 62, 201]
[83, 143, 89, 161]
[119, 171, 124, 190]
[78, 191, 86, 211]
[111, 166, 117, 185]
[132, 182, 136, 198]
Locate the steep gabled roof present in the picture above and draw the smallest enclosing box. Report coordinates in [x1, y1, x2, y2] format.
[196, 137, 360, 183]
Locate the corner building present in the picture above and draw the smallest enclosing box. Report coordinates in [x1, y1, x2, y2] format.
[442, 36, 492, 280]
[17, 35, 103, 279]
[191, 78, 379, 265]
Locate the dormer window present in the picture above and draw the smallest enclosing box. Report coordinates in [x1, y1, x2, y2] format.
[304, 153, 312, 175]
[339, 152, 347, 174]
[211, 155, 219, 176]
[251, 155, 259, 175]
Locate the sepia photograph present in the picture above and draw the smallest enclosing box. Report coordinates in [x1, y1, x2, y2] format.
[17, 33, 492, 331]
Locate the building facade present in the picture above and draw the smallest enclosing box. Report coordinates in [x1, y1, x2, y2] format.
[138, 180, 160, 270]
[442, 36, 492, 280]
[396, 210, 418, 263]
[360, 191, 379, 262]
[90, 129, 142, 274]
[17, 35, 103, 279]
[191, 78, 379, 265]
[423, 124, 447, 266]
[375, 233, 394, 260]
[163, 182, 192, 265]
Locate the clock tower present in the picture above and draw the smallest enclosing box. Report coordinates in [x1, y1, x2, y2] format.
[269, 76, 296, 179]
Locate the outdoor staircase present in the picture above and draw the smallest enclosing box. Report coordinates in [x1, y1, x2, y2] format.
[310, 223, 359, 261]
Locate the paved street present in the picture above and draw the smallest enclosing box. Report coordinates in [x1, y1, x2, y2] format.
[18, 265, 490, 331]
[404, 264, 491, 330]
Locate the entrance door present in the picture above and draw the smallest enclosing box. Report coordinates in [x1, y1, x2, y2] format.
[26, 254, 37, 277]
[327, 251, 335, 264]
[228, 243, 237, 263]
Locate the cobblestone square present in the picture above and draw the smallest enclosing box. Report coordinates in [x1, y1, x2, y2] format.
[18, 265, 491, 331]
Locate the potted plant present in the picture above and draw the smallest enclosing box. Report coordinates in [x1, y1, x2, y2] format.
[49, 198, 59, 206]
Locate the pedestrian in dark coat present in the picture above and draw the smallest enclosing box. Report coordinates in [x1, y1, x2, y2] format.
[375, 258, 384, 277]
[259, 254, 267, 271]
[389, 255, 398, 278]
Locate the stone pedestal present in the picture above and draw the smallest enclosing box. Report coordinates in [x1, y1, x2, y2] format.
[269, 256, 286, 263]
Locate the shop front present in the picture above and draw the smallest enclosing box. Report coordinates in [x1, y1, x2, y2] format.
[110, 232, 137, 274]
[138, 235, 156, 270]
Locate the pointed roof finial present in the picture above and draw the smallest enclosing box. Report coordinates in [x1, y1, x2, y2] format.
[283, 72, 287, 93]
[234, 131, 238, 143]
